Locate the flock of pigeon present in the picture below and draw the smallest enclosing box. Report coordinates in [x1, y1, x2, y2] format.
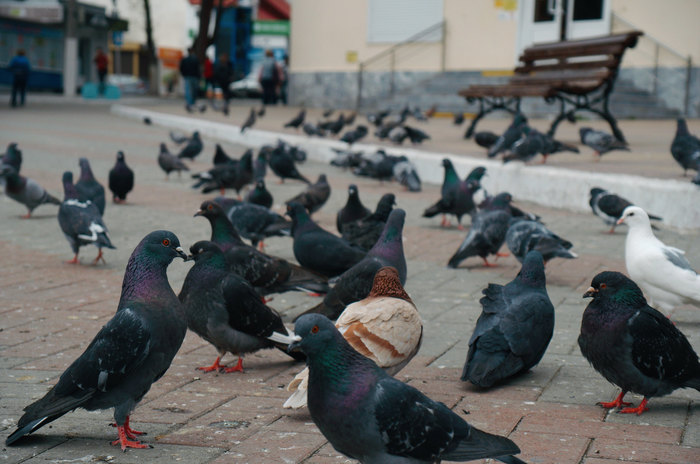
[2, 109, 699, 464]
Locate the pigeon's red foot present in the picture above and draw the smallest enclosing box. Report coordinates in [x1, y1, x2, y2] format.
[220, 188, 226, 195]
[495, 252, 510, 258]
[277, 179, 284, 184]
[21, 212, 31, 219]
[540, 155, 548, 164]
[618, 398, 649, 415]
[257, 241, 265, 251]
[440, 216, 451, 228]
[111, 416, 146, 439]
[93, 250, 106, 265]
[606, 226, 616, 234]
[111, 426, 151, 451]
[482, 258, 498, 267]
[66, 254, 80, 264]
[197, 356, 224, 373]
[307, 292, 322, 297]
[222, 357, 244, 373]
[597, 391, 631, 409]
[457, 224, 465, 231]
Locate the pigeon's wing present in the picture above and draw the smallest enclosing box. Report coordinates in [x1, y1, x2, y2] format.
[499, 287, 554, 357]
[58, 201, 106, 241]
[663, 247, 695, 272]
[628, 305, 700, 384]
[597, 194, 630, 219]
[221, 274, 288, 338]
[633, 244, 700, 302]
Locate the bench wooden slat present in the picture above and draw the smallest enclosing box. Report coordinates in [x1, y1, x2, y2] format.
[510, 68, 611, 86]
[459, 85, 556, 98]
[515, 57, 619, 74]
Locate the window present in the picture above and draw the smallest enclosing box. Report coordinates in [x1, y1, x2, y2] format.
[573, 0, 604, 20]
[367, 0, 443, 43]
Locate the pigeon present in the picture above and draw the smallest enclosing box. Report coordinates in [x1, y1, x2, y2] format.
[1, 142, 22, 171]
[199, 149, 254, 197]
[466, 166, 487, 183]
[320, 113, 346, 136]
[245, 179, 273, 209]
[302, 122, 323, 137]
[322, 108, 334, 118]
[179, 241, 303, 373]
[108, 151, 134, 204]
[423, 158, 479, 228]
[284, 267, 422, 409]
[177, 131, 203, 160]
[142, 116, 152, 125]
[503, 127, 546, 164]
[5, 230, 187, 450]
[169, 130, 189, 144]
[58, 171, 115, 265]
[353, 150, 395, 181]
[448, 209, 512, 268]
[488, 114, 528, 158]
[342, 193, 396, 251]
[257, 106, 265, 117]
[268, 145, 311, 184]
[345, 112, 357, 125]
[297, 209, 407, 321]
[506, 217, 577, 264]
[474, 131, 498, 148]
[240, 108, 256, 133]
[213, 143, 236, 165]
[330, 148, 364, 169]
[618, 206, 700, 312]
[340, 125, 368, 145]
[253, 149, 267, 180]
[284, 109, 306, 129]
[75, 158, 106, 216]
[287, 202, 366, 278]
[213, 196, 291, 249]
[195, 200, 329, 296]
[392, 157, 422, 192]
[453, 112, 465, 125]
[463, 251, 554, 388]
[284, 174, 331, 214]
[0, 165, 60, 218]
[579, 271, 700, 415]
[579, 127, 629, 160]
[336, 184, 372, 233]
[670, 118, 700, 175]
[157, 143, 189, 179]
[404, 125, 431, 144]
[288, 314, 526, 464]
[479, 192, 539, 221]
[366, 108, 390, 127]
[589, 187, 662, 233]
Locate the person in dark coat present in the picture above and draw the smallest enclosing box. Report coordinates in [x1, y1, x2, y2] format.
[179, 47, 201, 111]
[213, 53, 235, 114]
[258, 49, 281, 105]
[93, 47, 108, 95]
[9, 49, 30, 107]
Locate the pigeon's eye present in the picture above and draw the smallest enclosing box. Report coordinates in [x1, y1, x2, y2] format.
[629, 212, 634, 216]
[311, 325, 319, 334]
[207, 204, 213, 211]
[162, 239, 170, 247]
[599, 283, 607, 289]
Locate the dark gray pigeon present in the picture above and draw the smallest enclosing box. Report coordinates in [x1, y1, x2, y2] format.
[0, 165, 60, 217]
[213, 196, 291, 249]
[108, 151, 134, 204]
[579, 127, 629, 160]
[463, 251, 554, 388]
[74, 158, 106, 216]
[158, 143, 189, 179]
[285, 174, 331, 214]
[289, 314, 526, 464]
[200, 149, 254, 197]
[179, 241, 304, 373]
[59, 172, 115, 264]
[506, 217, 577, 264]
[670, 118, 700, 175]
[1, 142, 22, 171]
[268, 145, 310, 184]
[287, 202, 366, 278]
[254, 149, 267, 180]
[284, 109, 306, 129]
[245, 179, 273, 209]
[241, 108, 256, 133]
[340, 125, 368, 145]
[579, 271, 700, 415]
[177, 131, 203, 160]
[448, 209, 511, 268]
[474, 131, 498, 148]
[297, 208, 407, 321]
[336, 184, 371, 233]
[454, 112, 465, 125]
[5, 230, 187, 450]
[488, 114, 528, 158]
[393, 157, 422, 192]
[196, 200, 330, 296]
[589, 187, 662, 233]
[423, 159, 479, 228]
[342, 193, 396, 251]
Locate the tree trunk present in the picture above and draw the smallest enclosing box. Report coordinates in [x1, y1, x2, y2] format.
[195, 0, 214, 65]
[143, 0, 159, 95]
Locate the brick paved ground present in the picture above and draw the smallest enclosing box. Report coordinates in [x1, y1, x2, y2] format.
[1, 102, 699, 463]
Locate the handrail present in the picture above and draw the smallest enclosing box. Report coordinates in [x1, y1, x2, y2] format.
[360, 21, 445, 68]
[611, 13, 690, 63]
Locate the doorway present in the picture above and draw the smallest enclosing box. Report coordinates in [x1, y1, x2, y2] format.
[516, 0, 610, 58]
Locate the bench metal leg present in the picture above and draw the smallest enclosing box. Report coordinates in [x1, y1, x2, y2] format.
[546, 92, 627, 143]
[463, 97, 521, 139]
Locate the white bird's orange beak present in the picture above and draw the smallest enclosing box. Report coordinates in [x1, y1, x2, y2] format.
[616, 217, 625, 225]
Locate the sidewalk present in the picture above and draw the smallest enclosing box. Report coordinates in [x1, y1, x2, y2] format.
[0, 103, 699, 463]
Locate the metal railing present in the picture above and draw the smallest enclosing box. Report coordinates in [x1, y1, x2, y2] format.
[356, 21, 446, 110]
[611, 13, 692, 116]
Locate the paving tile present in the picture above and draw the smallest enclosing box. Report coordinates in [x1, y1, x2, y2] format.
[588, 437, 700, 464]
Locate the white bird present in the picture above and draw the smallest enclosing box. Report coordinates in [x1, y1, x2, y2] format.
[283, 267, 422, 409]
[619, 206, 700, 312]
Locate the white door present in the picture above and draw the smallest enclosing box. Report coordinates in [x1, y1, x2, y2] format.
[516, 0, 610, 59]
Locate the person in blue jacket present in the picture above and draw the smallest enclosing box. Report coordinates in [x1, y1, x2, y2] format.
[9, 49, 30, 107]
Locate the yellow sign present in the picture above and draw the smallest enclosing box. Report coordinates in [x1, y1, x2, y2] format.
[346, 51, 358, 63]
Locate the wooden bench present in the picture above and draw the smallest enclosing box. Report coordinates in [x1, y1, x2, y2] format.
[459, 31, 643, 143]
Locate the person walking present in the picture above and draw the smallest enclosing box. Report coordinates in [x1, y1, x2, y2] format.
[203, 55, 214, 98]
[279, 55, 289, 105]
[258, 49, 281, 105]
[213, 53, 234, 115]
[179, 47, 201, 112]
[93, 47, 109, 95]
[9, 49, 30, 107]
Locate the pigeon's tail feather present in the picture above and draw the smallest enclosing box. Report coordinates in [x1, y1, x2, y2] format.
[684, 376, 700, 392]
[97, 232, 116, 250]
[648, 213, 663, 222]
[294, 172, 311, 184]
[448, 237, 479, 269]
[6, 416, 54, 446]
[496, 455, 528, 464]
[44, 191, 61, 206]
[262, 220, 292, 237]
[279, 264, 330, 295]
[462, 342, 524, 387]
[201, 182, 223, 194]
[283, 367, 309, 409]
[273, 343, 306, 362]
[441, 425, 521, 462]
[423, 200, 446, 218]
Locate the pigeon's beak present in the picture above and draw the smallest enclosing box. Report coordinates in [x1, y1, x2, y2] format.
[583, 286, 598, 298]
[616, 217, 625, 225]
[194, 210, 204, 217]
[175, 246, 188, 261]
[287, 334, 303, 353]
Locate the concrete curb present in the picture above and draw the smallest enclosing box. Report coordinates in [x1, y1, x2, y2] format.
[112, 104, 700, 229]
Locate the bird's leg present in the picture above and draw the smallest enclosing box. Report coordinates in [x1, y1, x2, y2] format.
[597, 390, 632, 409]
[257, 241, 265, 252]
[111, 425, 151, 451]
[618, 398, 649, 415]
[278, 178, 284, 184]
[197, 356, 225, 372]
[440, 215, 451, 228]
[607, 225, 616, 234]
[540, 154, 548, 164]
[482, 258, 498, 267]
[222, 357, 244, 373]
[594, 151, 601, 162]
[93, 249, 106, 265]
[307, 292, 322, 297]
[220, 188, 226, 195]
[111, 415, 146, 439]
[495, 252, 510, 258]
[21, 211, 31, 219]
[66, 253, 80, 265]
